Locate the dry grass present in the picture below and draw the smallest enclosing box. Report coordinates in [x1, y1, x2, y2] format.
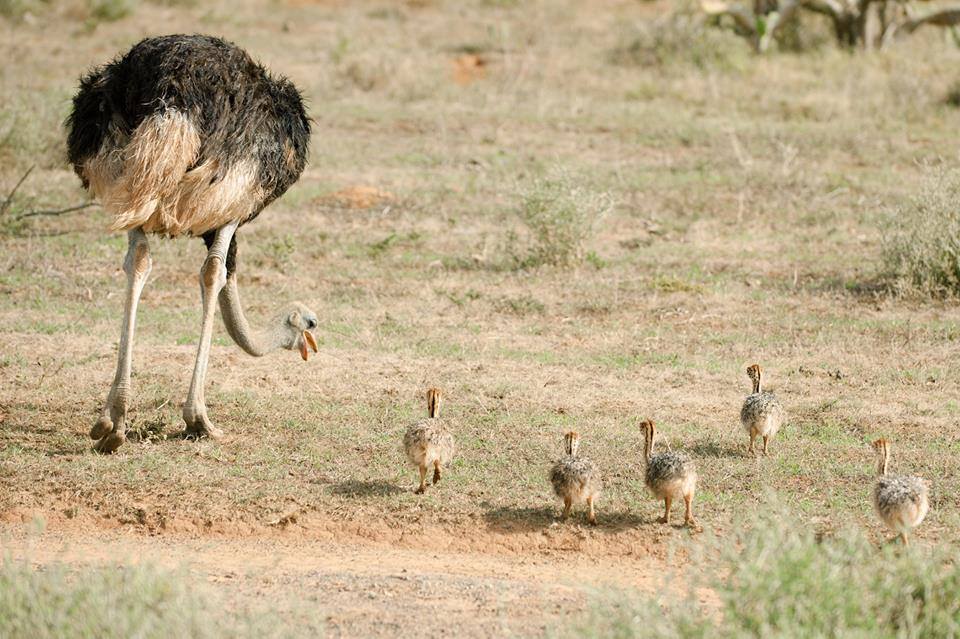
[571, 507, 960, 638]
[0, 554, 324, 638]
[1, 0, 960, 631]
[883, 167, 960, 296]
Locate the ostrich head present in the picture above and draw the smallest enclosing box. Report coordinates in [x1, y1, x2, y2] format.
[280, 302, 319, 361]
[872, 438, 891, 476]
[746, 364, 762, 393]
[426, 387, 443, 418]
[563, 431, 580, 457]
[639, 419, 655, 462]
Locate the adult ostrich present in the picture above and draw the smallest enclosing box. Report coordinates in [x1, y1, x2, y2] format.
[66, 35, 318, 453]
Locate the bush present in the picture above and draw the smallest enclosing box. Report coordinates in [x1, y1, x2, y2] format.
[0, 0, 50, 19]
[567, 509, 960, 638]
[609, 10, 747, 71]
[87, 0, 136, 22]
[504, 170, 612, 269]
[0, 559, 317, 638]
[882, 168, 960, 296]
[947, 81, 960, 108]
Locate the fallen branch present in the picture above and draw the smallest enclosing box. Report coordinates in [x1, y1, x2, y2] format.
[16, 202, 96, 220]
[701, 0, 807, 52]
[0, 166, 34, 217]
[897, 7, 960, 33]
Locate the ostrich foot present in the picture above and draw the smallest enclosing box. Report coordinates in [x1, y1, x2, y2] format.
[414, 486, 426, 495]
[90, 415, 113, 440]
[657, 515, 670, 524]
[93, 430, 126, 454]
[432, 467, 442, 485]
[182, 415, 224, 440]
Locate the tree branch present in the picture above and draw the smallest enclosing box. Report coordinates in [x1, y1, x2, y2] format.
[0, 166, 34, 218]
[701, 0, 760, 35]
[15, 202, 96, 220]
[899, 7, 960, 33]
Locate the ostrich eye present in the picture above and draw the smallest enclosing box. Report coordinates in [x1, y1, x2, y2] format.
[288, 311, 301, 326]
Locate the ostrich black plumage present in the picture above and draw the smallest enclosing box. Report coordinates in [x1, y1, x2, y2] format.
[67, 35, 318, 453]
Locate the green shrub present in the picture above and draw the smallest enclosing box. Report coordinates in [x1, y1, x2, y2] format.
[882, 168, 960, 296]
[0, 0, 47, 19]
[609, 9, 747, 71]
[567, 509, 960, 638]
[504, 170, 612, 269]
[0, 559, 318, 638]
[947, 81, 960, 108]
[87, 0, 137, 23]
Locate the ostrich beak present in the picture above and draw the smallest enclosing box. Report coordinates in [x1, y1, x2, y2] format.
[300, 330, 318, 361]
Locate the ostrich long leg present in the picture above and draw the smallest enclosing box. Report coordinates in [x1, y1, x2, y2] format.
[182, 221, 238, 439]
[92, 228, 151, 453]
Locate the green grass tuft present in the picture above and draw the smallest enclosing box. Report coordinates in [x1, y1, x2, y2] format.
[568, 507, 960, 638]
[503, 169, 613, 270]
[609, 8, 747, 70]
[882, 168, 960, 296]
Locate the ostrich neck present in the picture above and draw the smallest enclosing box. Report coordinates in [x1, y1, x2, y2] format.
[753, 378, 761, 394]
[218, 274, 285, 357]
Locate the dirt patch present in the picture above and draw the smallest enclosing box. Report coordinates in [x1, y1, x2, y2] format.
[317, 185, 395, 209]
[452, 54, 488, 86]
[0, 503, 687, 561]
[0, 519, 682, 638]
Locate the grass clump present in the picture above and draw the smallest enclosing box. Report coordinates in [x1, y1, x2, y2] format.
[946, 80, 960, 108]
[610, 8, 747, 70]
[0, 0, 48, 19]
[1, 560, 221, 638]
[568, 509, 960, 638]
[87, 0, 136, 22]
[0, 559, 319, 638]
[504, 170, 612, 269]
[882, 168, 960, 296]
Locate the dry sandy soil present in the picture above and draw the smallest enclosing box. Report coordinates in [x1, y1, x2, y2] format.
[2, 0, 960, 636]
[2, 521, 677, 637]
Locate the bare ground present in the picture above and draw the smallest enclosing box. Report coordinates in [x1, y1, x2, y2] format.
[0, 518, 683, 638]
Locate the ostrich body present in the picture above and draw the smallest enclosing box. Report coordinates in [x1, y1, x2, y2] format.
[740, 364, 784, 455]
[403, 388, 456, 494]
[640, 420, 697, 527]
[549, 431, 601, 525]
[872, 439, 929, 546]
[66, 35, 317, 452]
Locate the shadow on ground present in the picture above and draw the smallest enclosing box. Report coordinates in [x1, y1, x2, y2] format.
[328, 480, 404, 498]
[484, 505, 653, 533]
[689, 440, 746, 459]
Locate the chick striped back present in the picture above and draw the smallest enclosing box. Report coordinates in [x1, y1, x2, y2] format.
[550, 456, 601, 502]
[740, 391, 784, 435]
[403, 418, 456, 467]
[645, 451, 694, 488]
[874, 474, 929, 532]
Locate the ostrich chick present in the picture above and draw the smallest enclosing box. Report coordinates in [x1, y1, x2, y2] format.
[640, 420, 697, 527]
[66, 35, 318, 453]
[549, 431, 602, 525]
[873, 438, 929, 546]
[403, 388, 456, 494]
[740, 364, 785, 455]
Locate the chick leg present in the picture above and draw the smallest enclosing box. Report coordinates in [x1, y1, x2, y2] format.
[415, 465, 427, 494]
[684, 492, 697, 527]
[658, 496, 672, 524]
